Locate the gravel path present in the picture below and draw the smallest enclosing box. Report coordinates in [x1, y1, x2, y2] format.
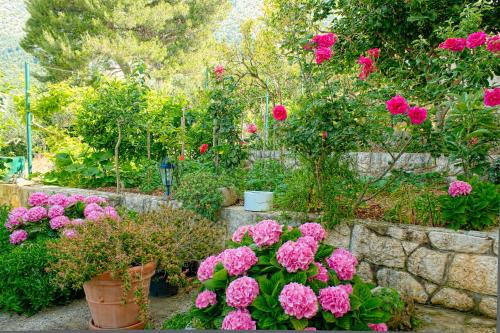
[0, 289, 195, 330]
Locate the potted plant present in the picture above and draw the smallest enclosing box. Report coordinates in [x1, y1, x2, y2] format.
[49, 207, 224, 329]
[244, 159, 285, 212]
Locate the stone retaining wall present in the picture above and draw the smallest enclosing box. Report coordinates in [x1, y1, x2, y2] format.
[221, 206, 498, 320]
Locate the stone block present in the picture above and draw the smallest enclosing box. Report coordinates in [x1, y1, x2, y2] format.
[431, 288, 474, 311]
[429, 231, 492, 254]
[447, 254, 498, 296]
[376, 268, 428, 303]
[408, 247, 449, 284]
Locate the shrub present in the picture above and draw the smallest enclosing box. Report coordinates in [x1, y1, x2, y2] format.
[245, 159, 286, 192]
[0, 238, 74, 314]
[175, 171, 224, 221]
[192, 221, 395, 330]
[162, 311, 194, 330]
[439, 178, 499, 230]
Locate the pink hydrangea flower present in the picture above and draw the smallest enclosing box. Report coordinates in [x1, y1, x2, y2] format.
[279, 283, 318, 319]
[48, 205, 65, 219]
[368, 48, 380, 59]
[221, 309, 256, 330]
[339, 284, 353, 295]
[407, 106, 427, 125]
[311, 33, 337, 48]
[246, 123, 257, 134]
[299, 222, 326, 241]
[326, 248, 358, 280]
[104, 206, 120, 221]
[448, 180, 472, 197]
[62, 229, 78, 238]
[386, 95, 409, 115]
[85, 210, 105, 222]
[48, 193, 69, 207]
[71, 218, 85, 226]
[277, 240, 315, 273]
[484, 88, 500, 107]
[49, 216, 70, 230]
[232, 225, 252, 243]
[23, 206, 47, 222]
[9, 229, 28, 245]
[84, 196, 107, 205]
[466, 31, 487, 49]
[298, 236, 319, 254]
[273, 105, 288, 121]
[6, 207, 27, 229]
[69, 194, 86, 202]
[28, 192, 49, 206]
[251, 220, 283, 247]
[226, 276, 260, 308]
[220, 246, 258, 276]
[312, 262, 329, 283]
[439, 38, 466, 52]
[84, 203, 104, 218]
[487, 35, 500, 53]
[195, 290, 217, 309]
[368, 323, 388, 332]
[318, 286, 351, 318]
[315, 47, 332, 64]
[304, 328, 317, 331]
[197, 255, 221, 282]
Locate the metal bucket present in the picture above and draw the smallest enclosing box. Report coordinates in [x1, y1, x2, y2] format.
[244, 191, 274, 212]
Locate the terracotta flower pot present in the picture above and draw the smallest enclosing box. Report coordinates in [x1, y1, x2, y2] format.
[83, 262, 156, 330]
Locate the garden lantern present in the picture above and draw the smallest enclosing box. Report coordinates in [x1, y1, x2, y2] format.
[159, 157, 175, 196]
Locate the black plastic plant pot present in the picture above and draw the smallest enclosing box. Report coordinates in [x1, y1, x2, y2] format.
[183, 260, 200, 278]
[149, 270, 179, 298]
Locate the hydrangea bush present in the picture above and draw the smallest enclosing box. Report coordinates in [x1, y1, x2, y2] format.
[5, 192, 119, 245]
[192, 220, 392, 331]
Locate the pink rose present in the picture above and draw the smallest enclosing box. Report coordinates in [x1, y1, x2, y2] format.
[199, 143, 209, 154]
[487, 35, 500, 53]
[386, 95, 409, 115]
[311, 33, 337, 48]
[368, 48, 380, 59]
[273, 105, 287, 121]
[484, 88, 500, 107]
[246, 123, 257, 134]
[315, 47, 332, 64]
[407, 106, 427, 125]
[439, 38, 466, 52]
[466, 31, 487, 49]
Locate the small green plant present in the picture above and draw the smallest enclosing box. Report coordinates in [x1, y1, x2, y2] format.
[175, 171, 224, 221]
[372, 287, 416, 331]
[162, 311, 194, 329]
[439, 178, 499, 230]
[245, 159, 286, 192]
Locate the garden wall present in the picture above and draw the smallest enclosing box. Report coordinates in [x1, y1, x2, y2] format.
[221, 206, 499, 320]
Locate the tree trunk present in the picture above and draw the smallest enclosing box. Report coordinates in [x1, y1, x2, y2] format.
[146, 126, 151, 160]
[115, 123, 122, 193]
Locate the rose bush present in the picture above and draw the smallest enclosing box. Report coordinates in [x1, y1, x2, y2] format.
[5, 192, 119, 245]
[192, 221, 394, 330]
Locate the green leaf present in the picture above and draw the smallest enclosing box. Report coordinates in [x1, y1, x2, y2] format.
[290, 318, 308, 330]
[251, 295, 271, 312]
[322, 311, 336, 323]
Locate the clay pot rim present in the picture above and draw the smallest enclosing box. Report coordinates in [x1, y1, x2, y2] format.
[88, 261, 156, 283]
[89, 318, 146, 330]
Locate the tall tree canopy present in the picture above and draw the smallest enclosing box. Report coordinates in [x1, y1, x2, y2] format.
[21, 0, 229, 82]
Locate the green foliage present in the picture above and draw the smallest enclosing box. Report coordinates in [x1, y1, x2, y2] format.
[439, 178, 499, 230]
[245, 160, 285, 192]
[162, 311, 194, 330]
[0, 238, 74, 314]
[373, 287, 416, 331]
[175, 171, 224, 221]
[275, 166, 315, 216]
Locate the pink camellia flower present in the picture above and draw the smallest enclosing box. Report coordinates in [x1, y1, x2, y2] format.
[368, 323, 388, 332]
[311, 33, 337, 48]
[326, 248, 358, 280]
[104, 206, 120, 221]
[279, 282, 318, 319]
[386, 95, 409, 115]
[439, 38, 466, 52]
[48, 193, 69, 207]
[368, 48, 380, 59]
[220, 246, 258, 276]
[318, 286, 351, 318]
[311, 262, 329, 283]
[466, 31, 487, 49]
[484, 88, 500, 107]
[28, 192, 49, 206]
[49, 215, 70, 230]
[315, 47, 332, 64]
[62, 229, 78, 239]
[487, 35, 500, 53]
[273, 105, 288, 121]
[358, 56, 375, 80]
[298, 236, 319, 254]
[214, 65, 225, 80]
[246, 123, 257, 134]
[226, 276, 260, 308]
[277, 239, 316, 273]
[407, 106, 428, 125]
[197, 255, 221, 282]
[221, 309, 256, 330]
[448, 180, 472, 197]
[23, 206, 47, 222]
[251, 219, 283, 247]
[9, 229, 28, 245]
[199, 143, 209, 154]
[6, 207, 27, 229]
[48, 205, 65, 219]
[84, 195, 107, 205]
[299, 222, 326, 241]
[195, 290, 217, 309]
[232, 225, 252, 243]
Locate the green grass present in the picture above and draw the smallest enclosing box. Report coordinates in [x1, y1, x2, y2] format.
[162, 311, 193, 330]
